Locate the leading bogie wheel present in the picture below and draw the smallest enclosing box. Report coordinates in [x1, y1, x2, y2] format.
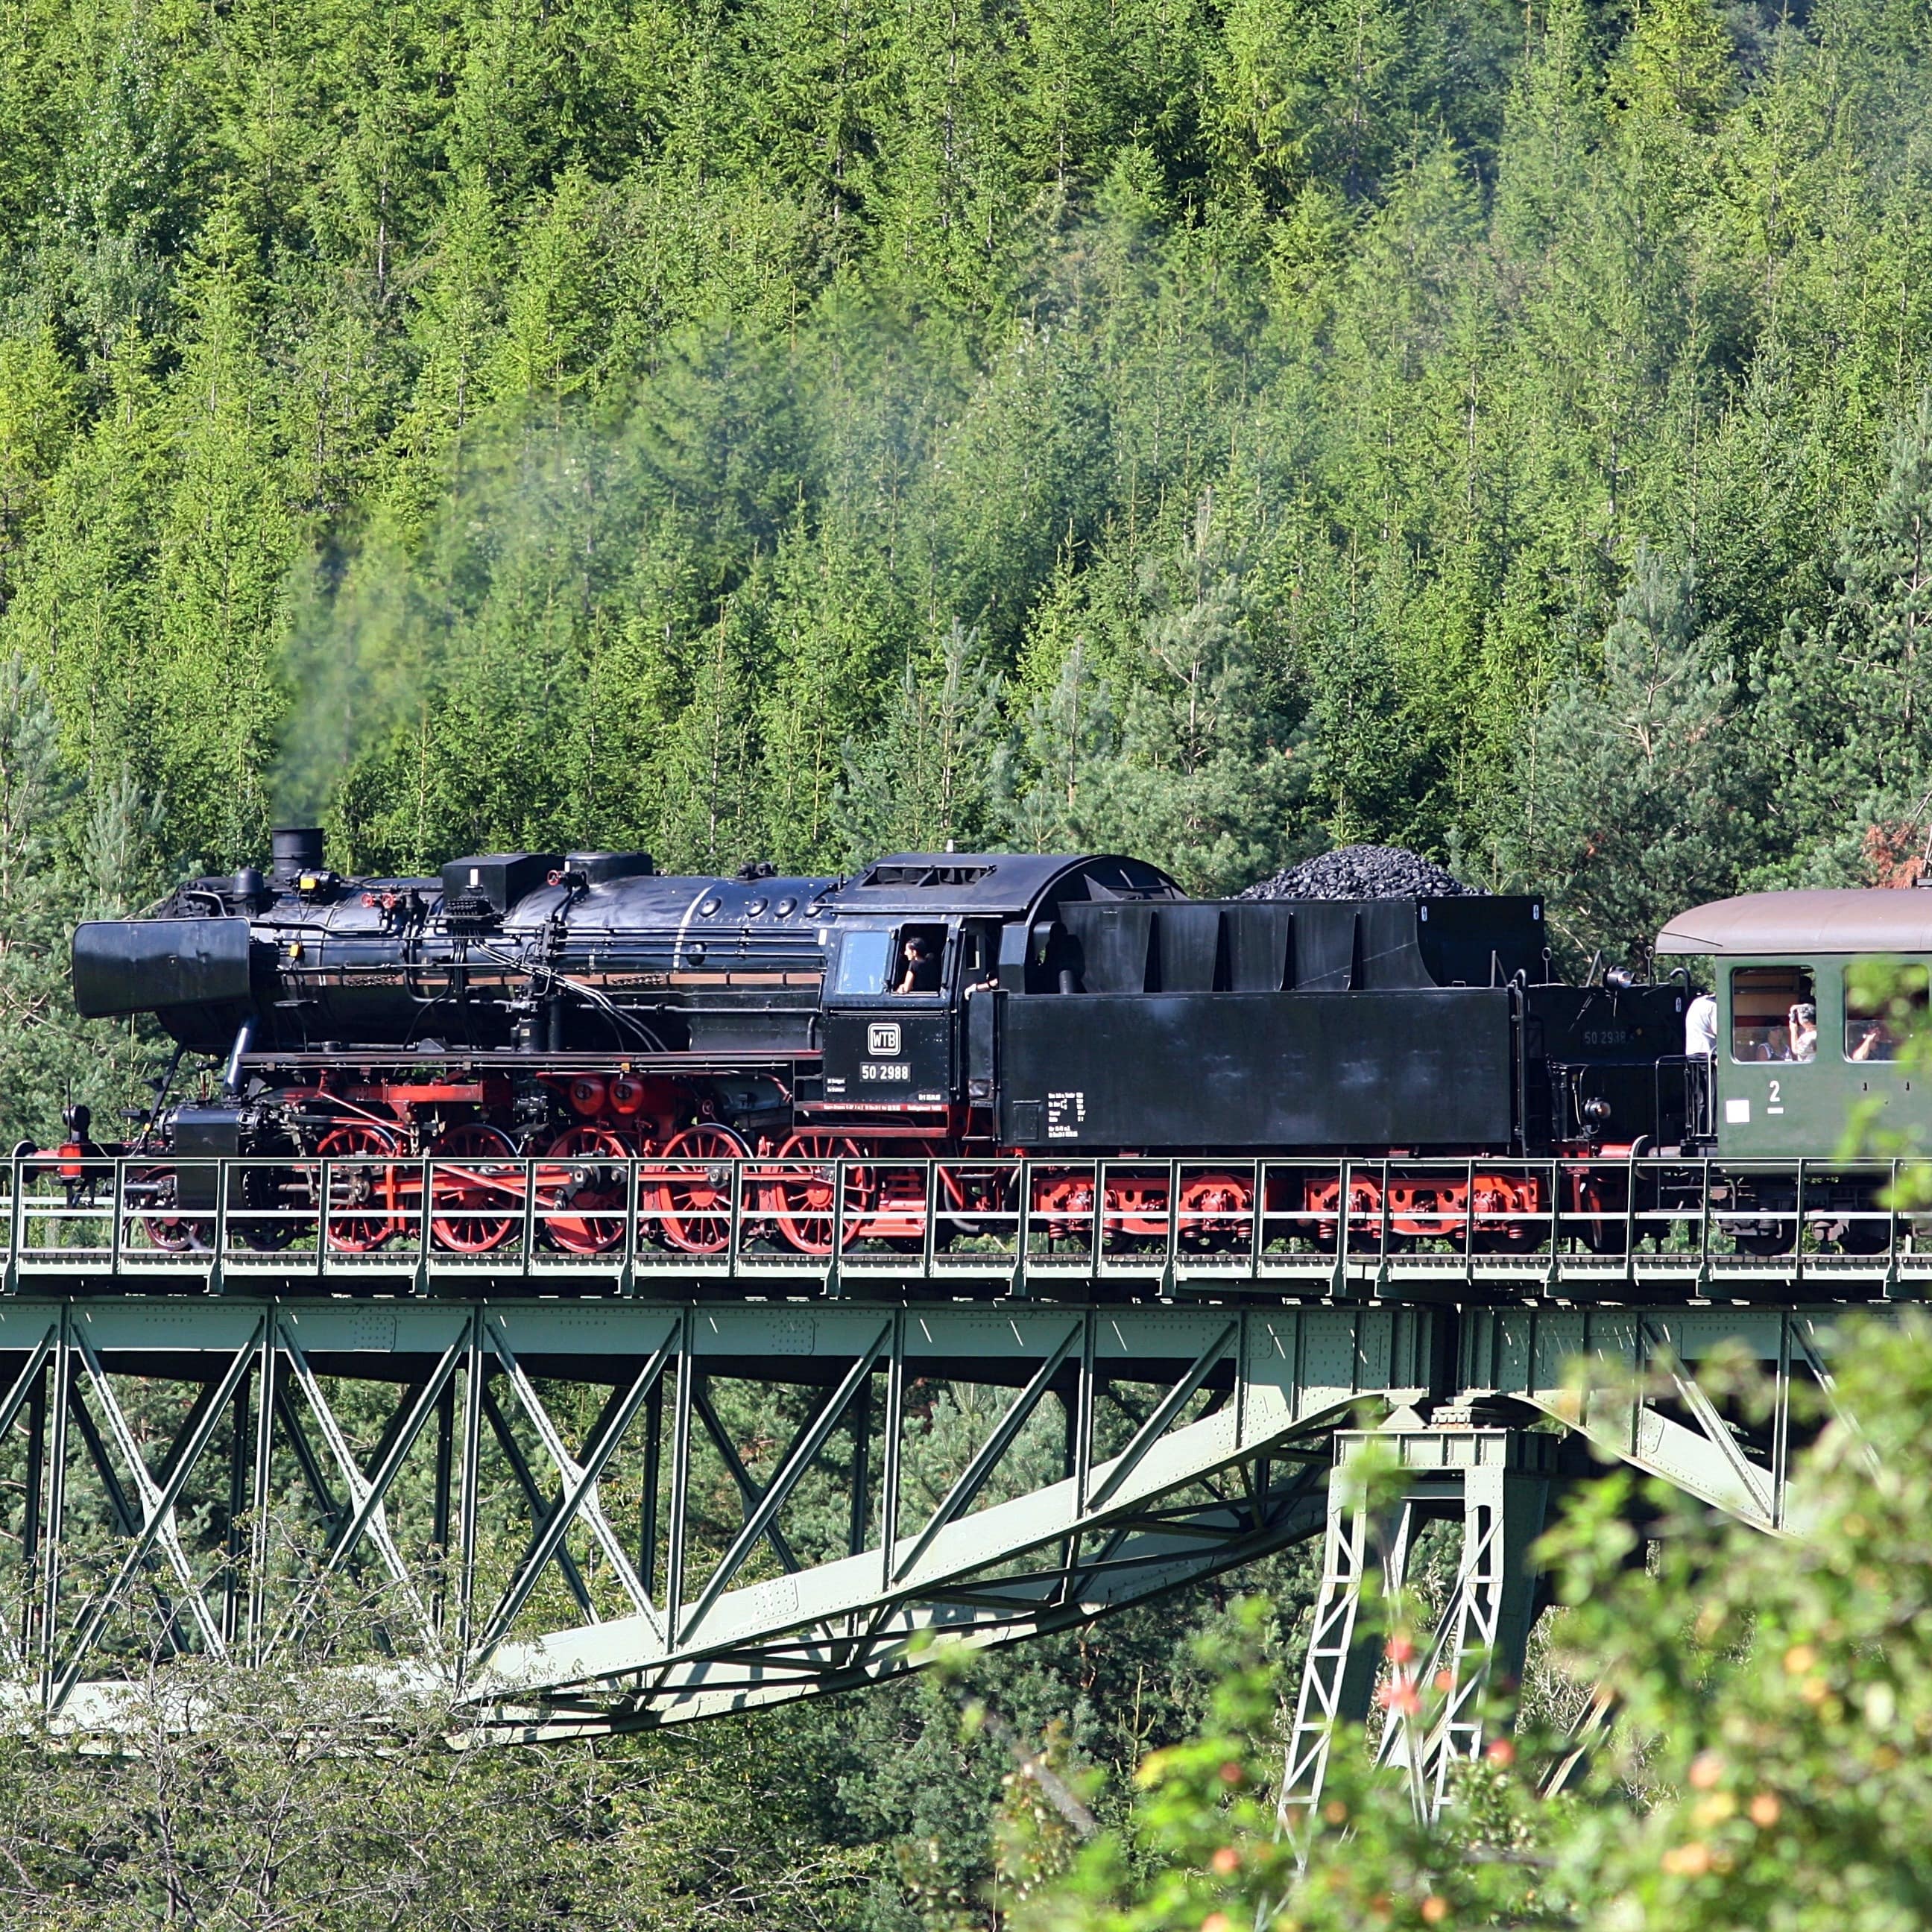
[133, 1165, 213, 1254]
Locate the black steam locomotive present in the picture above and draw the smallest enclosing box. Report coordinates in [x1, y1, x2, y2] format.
[59, 830, 1695, 1257]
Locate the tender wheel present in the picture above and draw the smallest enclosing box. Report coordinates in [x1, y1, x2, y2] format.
[538, 1126, 637, 1256]
[644, 1125, 748, 1254]
[316, 1124, 405, 1252]
[1177, 1173, 1253, 1252]
[1030, 1169, 1097, 1243]
[429, 1123, 522, 1253]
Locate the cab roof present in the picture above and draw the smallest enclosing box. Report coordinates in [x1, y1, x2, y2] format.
[828, 853, 1184, 918]
[1656, 888, 1932, 957]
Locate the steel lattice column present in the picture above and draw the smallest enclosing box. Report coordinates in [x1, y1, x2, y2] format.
[1280, 1424, 1556, 1828]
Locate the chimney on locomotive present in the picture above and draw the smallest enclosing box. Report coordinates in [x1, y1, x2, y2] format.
[269, 827, 326, 888]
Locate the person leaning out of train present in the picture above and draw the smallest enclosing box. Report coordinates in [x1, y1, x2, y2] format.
[1685, 991, 1717, 1058]
[894, 935, 941, 994]
[1786, 1003, 1818, 1061]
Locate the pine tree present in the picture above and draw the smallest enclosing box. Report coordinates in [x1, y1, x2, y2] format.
[1512, 549, 1753, 962]
[0, 329, 78, 609]
[992, 641, 1118, 855]
[1758, 391, 1932, 878]
[838, 622, 1002, 861]
[657, 604, 764, 873]
[148, 206, 292, 865]
[0, 657, 158, 1142]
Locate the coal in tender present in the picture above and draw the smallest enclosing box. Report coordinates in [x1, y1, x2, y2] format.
[1240, 844, 1485, 901]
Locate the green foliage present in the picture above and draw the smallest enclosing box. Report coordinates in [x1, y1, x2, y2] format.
[1508, 547, 1749, 964]
[0, 0, 1928, 915]
[0, 655, 160, 1143]
[1015, 1316, 1932, 1931]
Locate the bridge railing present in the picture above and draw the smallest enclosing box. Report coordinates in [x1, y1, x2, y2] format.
[4, 1153, 1930, 1292]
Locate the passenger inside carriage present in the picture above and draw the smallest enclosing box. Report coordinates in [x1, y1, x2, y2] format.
[1786, 1002, 1818, 1062]
[1846, 963, 1928, 1061]
[1730, 965, 1815, 1061]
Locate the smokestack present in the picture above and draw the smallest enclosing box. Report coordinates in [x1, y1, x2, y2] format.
[271, 827, 326, 885]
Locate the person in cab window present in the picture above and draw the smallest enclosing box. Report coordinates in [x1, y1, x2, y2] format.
[894, 935, 941, 994]
[1786, 1002, 1818, 1062]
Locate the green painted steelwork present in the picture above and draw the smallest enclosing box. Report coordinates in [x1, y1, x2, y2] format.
[0, 1295, 1434, 1740]
[7, 1153, 1932, 1299]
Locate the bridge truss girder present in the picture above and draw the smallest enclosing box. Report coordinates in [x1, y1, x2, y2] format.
[0, 1297, 1436, 1738]
[1, 1287, 1887, 1800]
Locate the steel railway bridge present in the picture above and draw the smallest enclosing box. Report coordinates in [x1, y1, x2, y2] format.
[0, 1149, 1916, 1813]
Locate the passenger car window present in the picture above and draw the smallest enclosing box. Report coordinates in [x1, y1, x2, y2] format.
[833, 929, 894, 996]
[1731, 965, 1816, 1062]
[1846, 962, 1929, 1062]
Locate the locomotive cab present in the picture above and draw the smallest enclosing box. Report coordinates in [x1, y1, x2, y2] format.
[821, 919, 962, 1111]
[812, 853, 1184, 1125]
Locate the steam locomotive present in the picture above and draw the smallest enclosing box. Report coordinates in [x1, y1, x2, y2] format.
[50, 829, 1708, 1260]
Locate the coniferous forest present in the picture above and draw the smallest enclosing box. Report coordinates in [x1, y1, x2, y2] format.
[3, 0, 1932, 1922]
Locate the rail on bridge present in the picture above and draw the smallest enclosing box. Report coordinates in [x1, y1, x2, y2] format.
[7, 1152, 1931, 1297]
[0, 1155, 1910, 1809]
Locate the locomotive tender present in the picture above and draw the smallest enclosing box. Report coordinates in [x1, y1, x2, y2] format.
[57, 827, 1727, 1260]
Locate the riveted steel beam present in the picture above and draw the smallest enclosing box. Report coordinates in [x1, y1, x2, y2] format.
[0, 1296, 1425, 1737]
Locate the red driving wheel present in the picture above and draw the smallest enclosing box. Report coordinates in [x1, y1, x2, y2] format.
[759, 1131, 872, 1255]
[538, 1126, 637, 1255]
[429, 1123, 521, 1253]
[317, 1123, 404, 1252]
[644, 1124, 748, 1254]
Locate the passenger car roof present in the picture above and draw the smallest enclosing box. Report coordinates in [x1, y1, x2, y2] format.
[1656, 889, 1932, 956]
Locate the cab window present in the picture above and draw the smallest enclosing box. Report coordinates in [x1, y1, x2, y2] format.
[1846, 963, 1929, 1062]
[888, 924, 947, 995]
[831, 924, 948, 997]
[833, 929, 894, 996]
[1731, 965, 1816, 1062]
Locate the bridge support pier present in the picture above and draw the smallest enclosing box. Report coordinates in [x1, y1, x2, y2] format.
[1279, 1420, 1559, 1828]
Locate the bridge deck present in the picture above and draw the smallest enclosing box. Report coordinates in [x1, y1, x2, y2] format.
[7, 1154, 1928, 1299]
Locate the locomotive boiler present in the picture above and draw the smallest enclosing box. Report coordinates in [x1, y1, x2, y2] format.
[59, 830, 1699, 1259]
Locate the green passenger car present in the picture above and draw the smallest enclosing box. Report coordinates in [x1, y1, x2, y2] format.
[1656, 889, 1931, 1161]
